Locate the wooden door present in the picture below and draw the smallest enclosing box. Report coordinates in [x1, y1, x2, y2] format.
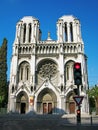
[69, 102, 75, 114]
[48, 103, 52, 114]
[43, 103, 47, 114]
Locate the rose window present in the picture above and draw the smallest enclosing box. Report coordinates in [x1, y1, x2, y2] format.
[39, 63, 57, 78]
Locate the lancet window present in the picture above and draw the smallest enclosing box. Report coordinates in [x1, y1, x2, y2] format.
[23, 24, 26, 43]
[65, 61, 74, 83]
[19, 61, 30, 82]
[70, 22, 73, 42]
[28, 23, 32, 43]
[64, 22, 73, 42]
[64, 23, 68, 42]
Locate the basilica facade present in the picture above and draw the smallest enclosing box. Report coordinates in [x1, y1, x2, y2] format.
[8, 15, 89, 114]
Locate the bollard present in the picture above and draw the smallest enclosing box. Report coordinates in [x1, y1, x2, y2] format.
[90, 115, 92, 125]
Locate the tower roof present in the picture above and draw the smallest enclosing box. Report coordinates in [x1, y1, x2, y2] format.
[58, 15, 79, 22]
[18, 16, 39, 24]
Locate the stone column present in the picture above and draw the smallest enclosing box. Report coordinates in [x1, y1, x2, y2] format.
[67, 22, 71, 42]
[20, 24, 24, 43]
[31, 24, 34, 43]
[10, 95, 16, 113]
[34, 23, 37, 43]
[57, 20, 63, 43]
[14, 24, 18, 43]
[72, 22, 77, 42]
[18, 24, 21, 43]
[60, 95, 65, 114]
[76, 21, 81, 42]
[57, 23, 59, 42]
[63, 23, 65, 42]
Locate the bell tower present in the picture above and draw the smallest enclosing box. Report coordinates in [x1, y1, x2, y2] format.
[57, 15, 82, 43]
[14, 16, 41, 45]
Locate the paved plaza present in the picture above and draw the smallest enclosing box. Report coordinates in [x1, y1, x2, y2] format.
[0, 114, 98, 130]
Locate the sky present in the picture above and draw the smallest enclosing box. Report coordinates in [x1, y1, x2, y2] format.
[0, 0, 98, 87]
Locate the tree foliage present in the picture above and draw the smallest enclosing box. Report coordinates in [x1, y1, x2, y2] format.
[87, 85, 98, 114]
[0, 38, 8, 107]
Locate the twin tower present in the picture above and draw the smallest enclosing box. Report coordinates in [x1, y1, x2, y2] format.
[14, 15, 82, 44]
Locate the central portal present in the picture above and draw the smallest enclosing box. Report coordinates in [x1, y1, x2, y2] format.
[42, 93, 53, 114]
[43, 102, 52, 114]
[37, 88, 57, 114]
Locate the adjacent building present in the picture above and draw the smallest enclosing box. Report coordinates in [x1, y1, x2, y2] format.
[8, 15, 89, 114]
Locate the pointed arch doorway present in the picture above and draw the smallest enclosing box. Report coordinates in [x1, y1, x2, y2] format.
[66, 92, 76, 114]
[37, 88, 57, 114]
[16, 91, 29, 114]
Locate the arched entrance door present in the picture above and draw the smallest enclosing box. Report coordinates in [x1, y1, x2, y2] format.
[43, 93, 53, 114]
[37, 88, 57, 114]
[16, 91, 29, 114]
[66, 92, 76, 114]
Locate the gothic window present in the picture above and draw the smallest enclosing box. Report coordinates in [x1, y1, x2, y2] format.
[64, 23, 67, 42]
[19, 61, 30, 82]
[65, 61, 74, 83]
[71, 65, 74, 80]
[12, 85, 14, 93]
[29, 23, 32, 43]
[26, 67, 29, 80]
[20, 68, 23, 80]
[38, 61, 57, 79]
[31, 86, 33, 92]
[70, 22, 73, 42]
[66, 66, 69, 80]
[23, 24, 26, 43]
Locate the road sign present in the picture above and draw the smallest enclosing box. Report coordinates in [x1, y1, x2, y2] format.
[73, 96, 84, 106]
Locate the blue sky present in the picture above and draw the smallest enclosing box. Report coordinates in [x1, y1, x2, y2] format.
[0, 0, 98, 87]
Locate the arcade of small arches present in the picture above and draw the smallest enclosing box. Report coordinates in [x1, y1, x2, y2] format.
[14, 43, 83, 55]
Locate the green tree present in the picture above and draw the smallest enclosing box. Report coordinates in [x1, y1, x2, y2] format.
[0, 38, 8, 107]
[87, 85, 98, 114]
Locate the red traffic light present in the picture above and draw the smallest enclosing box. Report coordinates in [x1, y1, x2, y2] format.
[77, 109, 80, 114]
[74, 62, 82, 85]
[77, 109, 81, 123]
[74, 63, 81, 69]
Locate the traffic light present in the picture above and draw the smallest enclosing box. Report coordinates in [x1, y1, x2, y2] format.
[77, 109, 81, 123]
[74, 62, 82, 85]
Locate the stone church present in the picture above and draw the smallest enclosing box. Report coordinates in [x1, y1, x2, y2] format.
[8, 15, 89, 114]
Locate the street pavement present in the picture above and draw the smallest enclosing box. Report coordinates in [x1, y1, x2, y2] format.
[0, 113, 98, 130]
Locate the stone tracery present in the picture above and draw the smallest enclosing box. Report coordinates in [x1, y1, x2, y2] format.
[38, 63, 57, 79]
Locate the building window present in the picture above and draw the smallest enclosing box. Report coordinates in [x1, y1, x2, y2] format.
[38, 61, 57, 79]
[64, 23, 67, 42]
[70, 22, 73, 42]
[26, 67, 29, 80]
[29, 23, 32, 43]
[23, 24, 26, 43]
[66, 66, 69, 80]
[19, 62, 30, 82]
[65, 61, 74, 83]
[21, 68, 23, 80]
